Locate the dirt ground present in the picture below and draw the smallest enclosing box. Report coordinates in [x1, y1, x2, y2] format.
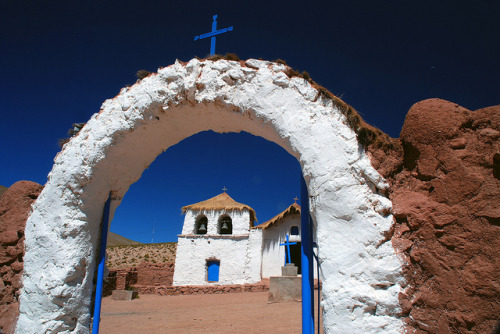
[100, 292, 323, 333]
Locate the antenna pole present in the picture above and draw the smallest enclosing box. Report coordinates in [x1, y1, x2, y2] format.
[152, 220, 155, 244]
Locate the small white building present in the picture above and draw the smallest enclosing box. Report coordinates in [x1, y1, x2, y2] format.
[253, 203, 303, 278]
[173, 193, 315, 286]
[172, 192, 262, 286]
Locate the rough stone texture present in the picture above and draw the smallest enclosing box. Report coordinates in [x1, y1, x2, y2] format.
[106, 242, 176, 270]
[115, 269, 138, 291]
[17, 58, 401, 333]
[378, 99, 499, 334]
[133, 280, 271, 296]
[0, 181, 43, 334]
[103, 262, 174, 297]
[135, 262, 174, 287]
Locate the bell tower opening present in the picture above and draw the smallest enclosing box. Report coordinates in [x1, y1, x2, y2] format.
[195, 215, 208, 234]
[218, 215, 233, 235]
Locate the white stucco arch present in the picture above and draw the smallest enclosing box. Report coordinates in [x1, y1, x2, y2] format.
[17, 58, 404, 333]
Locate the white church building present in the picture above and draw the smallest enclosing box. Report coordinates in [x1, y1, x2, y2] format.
[173, 192, 316, 286]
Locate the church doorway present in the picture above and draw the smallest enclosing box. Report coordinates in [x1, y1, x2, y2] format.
[288, 242, 302, 275]
[206, 260, 220, 282]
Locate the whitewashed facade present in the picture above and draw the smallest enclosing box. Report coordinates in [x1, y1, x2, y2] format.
[174, 197, 319, 285]
[173, 197, 263, 286]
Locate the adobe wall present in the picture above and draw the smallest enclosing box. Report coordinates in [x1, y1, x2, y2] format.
[134, 281, 270, 295]
[135, 262, 174, 286]
[0, 181, 43, 334]
[372, 99, 499, 333]
[107, 262, 270, 296]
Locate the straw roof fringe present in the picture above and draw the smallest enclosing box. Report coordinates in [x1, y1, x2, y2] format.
[182, 192, 257, 226]
[253, 203, 301, 230]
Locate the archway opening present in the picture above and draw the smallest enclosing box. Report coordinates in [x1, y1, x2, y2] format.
[100, 130, 315, 333]
[109, 131, 302, 244]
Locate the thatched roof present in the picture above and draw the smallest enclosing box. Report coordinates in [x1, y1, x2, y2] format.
[182, 192, 257, 226]
[253, 203, 301, 230]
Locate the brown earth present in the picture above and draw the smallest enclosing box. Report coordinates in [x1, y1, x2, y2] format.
[107, 231, 142, 247]
[0, 181, 43, 334]
[100, 292, 322, 333]
[106, 243, 177, 270]
[0, 185, 7, 198]
[369, 99, 500, 334]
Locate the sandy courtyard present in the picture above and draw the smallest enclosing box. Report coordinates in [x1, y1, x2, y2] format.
[100, 292, 322, 333]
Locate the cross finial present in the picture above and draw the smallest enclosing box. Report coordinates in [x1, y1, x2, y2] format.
[294, 196, 299, 204]
[194, 14, 234, 56]
[222, 186, 228, 193]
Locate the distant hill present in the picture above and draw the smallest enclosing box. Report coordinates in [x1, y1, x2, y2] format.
[107, 232, 142, 246]
[106, 242, 177, 269]
[0, 185, 8, 198]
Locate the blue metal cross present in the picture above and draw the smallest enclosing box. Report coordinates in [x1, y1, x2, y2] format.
[280, 234, 297, 264]
[194, 15, 233, 56]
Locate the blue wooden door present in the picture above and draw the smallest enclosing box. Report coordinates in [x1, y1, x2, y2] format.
[207, 261, 220, 282]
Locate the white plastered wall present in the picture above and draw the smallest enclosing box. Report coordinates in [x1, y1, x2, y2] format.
[173, 237, 253, 285]
[173, 208, 261, 285]
[17, 58, 404, 333]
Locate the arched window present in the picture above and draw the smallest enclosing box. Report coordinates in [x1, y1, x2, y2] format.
[218, 215, 233, 235]
[290, 226, 299, 235]
[195, 216, 208, 234]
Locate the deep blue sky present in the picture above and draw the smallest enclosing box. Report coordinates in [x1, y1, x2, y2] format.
[1, 1, 498, 243]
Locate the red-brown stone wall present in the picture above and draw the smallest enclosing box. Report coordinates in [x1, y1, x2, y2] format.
[370, 99, 500, 334]
[102, 272, 116, 297]
[135, 262, 174, 286]
[0, 181, 43, 334]
[133, 280, 270, 296]
[114, 269, 138, 290]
